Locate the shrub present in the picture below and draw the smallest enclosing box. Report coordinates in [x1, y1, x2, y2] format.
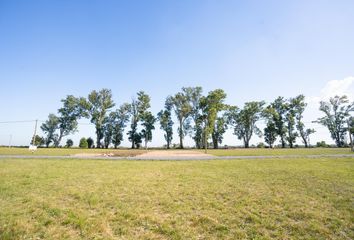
[79, 138, 88, 148]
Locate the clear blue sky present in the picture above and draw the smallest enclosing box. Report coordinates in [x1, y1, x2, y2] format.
[1, 0, 353, 147]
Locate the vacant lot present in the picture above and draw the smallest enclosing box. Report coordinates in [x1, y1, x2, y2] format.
[0, 157, 353, 239]
[0, 147, 147, 157]
[205, 147, 354, 156]
[0, 147, 353, 157]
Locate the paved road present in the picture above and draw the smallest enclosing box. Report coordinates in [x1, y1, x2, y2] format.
[0, 154, 353, 161]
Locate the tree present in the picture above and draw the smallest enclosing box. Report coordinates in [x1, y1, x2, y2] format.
[211, 115, 228, 149]
[264, 122, 277, 148]
[157, 100, 174, 149]
[168, 89, 193, 148]
[85, 89, 115, 148]
[284, 100, 298, 148]
[40, 114, 59, 147]
[348, 117, 354, 151]
[262, 105, 278, 148]
[315, 95, 354, 147]
[199, 89, 227, 152]
[55, 95, 86, 147]
[79, 138, 88, 148]
[111, 103, 131, 148]
[184, 87, 203, 148]
[103, 114, 114, 148]
[291, 95, 315, 147]
[128, 91, 151, 149]
[65, 139, 74, 148]
[271, 97, 288, 148]
[228, 101, 265, 148]
[31, 135, 44, 147]
[87, 137, 94, 149]
[141, 111, 156, 149]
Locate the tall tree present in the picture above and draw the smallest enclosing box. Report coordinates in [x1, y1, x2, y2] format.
[291, 95, 315, 147]
[184, 87, 203, 148]
[157, 100, 174, 149]
[199, 89, 227, 152]
[316, 95, 354, 147]
[264, 122, 277, 148]
[40, 114, 59, 147]
[271, 97, 288, 148]
[103, 113, 115, 148]
[211, 115, 228, 149]
[111, 103, 131, 149]
[128, 91, 151, 149]
[55, 95, 86, 147]
[168, 89, 193, 149]
[262, 105, 278, 148]
[284, 100, 298, 148]
[228, 101, 265, 148]
[85, 89, 115, 148]
[141, 111, 156, 149]
[348, 117, 354, 152]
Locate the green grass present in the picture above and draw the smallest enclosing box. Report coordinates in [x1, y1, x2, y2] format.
[0, 147, 352, 157]
[0, 157, 353, 239]
[205, 147, 354, 156]
[0, 147, 146, 156]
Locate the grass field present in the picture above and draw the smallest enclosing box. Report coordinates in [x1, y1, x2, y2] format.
[205, 148, 354, 156]
[0, 147, 147, 157]
[0, 157, 353, 239]
[0, 147, 352, 157]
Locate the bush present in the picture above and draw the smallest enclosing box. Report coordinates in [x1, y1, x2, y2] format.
[79, 138, 88, 148]
[87, 137, 94, 149]
[316, 141, 329, 148]
[66, 139, 74, 148]
[257, 142, 265, 148]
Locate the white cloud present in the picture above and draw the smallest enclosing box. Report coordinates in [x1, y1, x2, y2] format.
[320, 76, 354, 99]
[308, 76, 354, 103]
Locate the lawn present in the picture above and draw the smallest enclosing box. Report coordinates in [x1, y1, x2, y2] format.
[0, 157, 353, 239]
[0, 147, 353, 157]
[0, 147, 146, 157]
[205, 147, 354, 156]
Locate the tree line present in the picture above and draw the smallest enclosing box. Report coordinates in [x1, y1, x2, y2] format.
[38, 87, 354, 150]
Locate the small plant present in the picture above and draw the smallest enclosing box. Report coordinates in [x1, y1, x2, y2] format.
[79, 138, 88, 148]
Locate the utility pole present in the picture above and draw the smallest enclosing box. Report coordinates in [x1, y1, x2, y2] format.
[32, 119, 38, 146]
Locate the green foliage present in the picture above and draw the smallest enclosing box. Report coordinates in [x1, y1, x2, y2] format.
[211, 115, 228, 149]
[128, 91, 151, 149]
[316, 95, 354, 147]
[85, 89, 115, 148]
[264, 122, 277, 148]
[168, 88, 194, 148]
[270, 97, 288, 148]
[184, 87, 203, 148]
[316, 141, 329, 148]
[199, 89, 227, 151]
[31, 135, 44, 147]
[141, 111, 156, 149]
[228, 101, 264, 148]
[86, 137, 94, 149]
[40, 114, 59, 147]
[79, 138, 88, 148]
[65, 139, 74, 148]
[157, 100, 174, 149]
[55, 95, 85, 147]
[111, 103, 131, 148]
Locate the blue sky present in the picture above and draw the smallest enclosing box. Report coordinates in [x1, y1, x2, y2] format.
[0, 0, 353, 147]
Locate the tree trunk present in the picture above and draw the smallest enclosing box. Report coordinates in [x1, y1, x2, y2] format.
[244, 138, 249, 148]
[179, 119, 184, 149]
[348, 122, 353, 152]
[281, 137, 286, 148]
